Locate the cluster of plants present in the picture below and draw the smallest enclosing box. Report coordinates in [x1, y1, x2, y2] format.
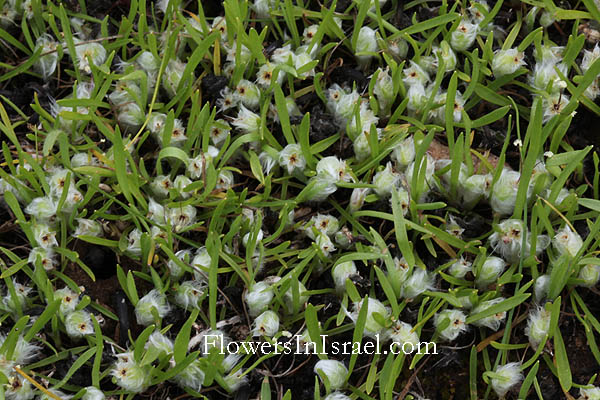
[1, 0, 600, 398]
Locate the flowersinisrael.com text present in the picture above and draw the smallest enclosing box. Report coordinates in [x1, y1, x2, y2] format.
[203, 334, 438, 356]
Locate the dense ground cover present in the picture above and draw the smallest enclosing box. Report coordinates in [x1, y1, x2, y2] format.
[1, 0, 600, 399]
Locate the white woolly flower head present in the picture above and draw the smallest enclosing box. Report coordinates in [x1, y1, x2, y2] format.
[65, 310, 94, 338]
[256, 61, 282, 88]
[373, 66, 394, 111]
[62, 188, 84, 214]
[317, 156, 352, 183]
[0, 334, 40, 367]
[277, 278, 309, 314]
[529, 61, 567, 93]
[463, 173, 493, 207]
[135, 289, 171, 326]
[450, 19, 479, 51]
[448, 257, 472, 279]
[211, 16, 227, 41]
[271, 43, 294, 64]
[150, 175, 173, 198]
[492, 48, 526, 77]
[136, 50, 159, 73]
[403, 61, 430, 86]
[543, 93, 570, 123]
[401, 268, 434, 299]
[147, 198, 166, 224]
[25, 196, 57, 221]
[331, 261, 358, 294]
[406, 82, 428, 113]
[391, 135, 416, 169]
[471, 297, 507, 331]
[582, 44, 600, 73]
[232, 104, 260, 133]
[168, 204, 197, 233]
[429, 90, 465, 123]
[315, 232, 336, 257]
[390, 185, 411, 217]
[82, 386, 105, 400]
[55, 287, 80, 316]
[28, 246, 57, 270]
[467, 0, 489, 23]
[350, 187, 371, 213]
[148, 113, 167, 137]
[168, 249, 191, 280]
[34, 34, 59, 79]
[5, 375, 35, 400]
[355, 26, 378, 65]
[372, 162, 401, 198]
[33, 223, 58, 249]
[223, 368, 249, 393]
[445, 214, 465, 239]
[150, 226, 167, 244]
[225, 41, 251, 65]
[579, 386, 600, 400]
[293, 45, 317, 78]
[259, 151, 277, 175]
[387, 257, 411, 290]
[253, 310, 280, 337]
[435, 309, 468, 341]
[435, 159, 469, 191]
[278, 144, 306, 174]
[145, 331, 173, 356]
[74, 218, 103, 238]
[126, 228, 142, 256]
[306, 213, 340, 239]
[192, 246, 212, 278]
[525, 306, 551, 348]
[74, 41, 107, 74]
[162, 58, 188, 98]
[174, 280, 207, 310]
[234, 79, 261, 109]
[303, 24, 319, 43]
[314, 359, 348, 390]
[112, 352, 150, 393]
[386, 321, 419, 349]
[489, 219, 550, 263]
[187, 147, 218, 180]
[420, 43, 457, 73]
[332, 89, 360, 122]
[209, 119, 231, 145]
[334, 227, 353, 250]
[245, 281, 274, 317]
[578, 264, 600, 287]
[585, 77, 600, 100]
[552, 225, 583, 258]
[172, 359, 206, 392]
[534, 274, 551, 302]
[352, 130, 374, 162]
[2, 279, 32, 313]
[71, 152, 99, 167]
[242, 229, 264, 249]
[490, 169, 521, 215]
[490, 362, 523, 398]
[348, 298, 390, 338]
[326, 83, 346, 112]
[173, 175, 193, 199]
[109, 80, 142, 107]
[475, 256, 506, 288]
